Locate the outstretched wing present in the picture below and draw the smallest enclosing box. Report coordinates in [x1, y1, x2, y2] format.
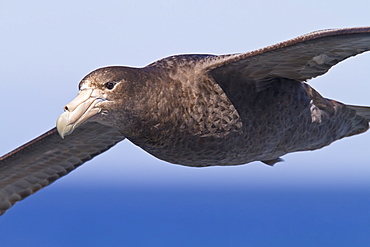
[205, 27, 370, 82]
[0, 122, 125, 215]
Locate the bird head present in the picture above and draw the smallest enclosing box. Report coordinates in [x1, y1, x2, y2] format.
[56, 66, 133, 138]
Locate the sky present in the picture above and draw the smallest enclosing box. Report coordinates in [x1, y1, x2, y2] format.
[1, 1, 370, 246]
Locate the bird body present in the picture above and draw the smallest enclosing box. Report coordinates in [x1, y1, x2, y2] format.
[83, 60, 368, 167]
[1, 27, 370, 215]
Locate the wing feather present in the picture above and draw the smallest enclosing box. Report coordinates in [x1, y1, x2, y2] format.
[0, 122, 125, 215]
[204, 27, 370, 81]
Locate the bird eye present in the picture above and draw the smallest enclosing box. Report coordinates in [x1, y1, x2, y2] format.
[104, 81, 116, 90]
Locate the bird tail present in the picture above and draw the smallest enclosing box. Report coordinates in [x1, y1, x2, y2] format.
[346, 105, 370, 121]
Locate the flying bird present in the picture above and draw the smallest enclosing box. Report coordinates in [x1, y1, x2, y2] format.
[1, 27, 370, 215]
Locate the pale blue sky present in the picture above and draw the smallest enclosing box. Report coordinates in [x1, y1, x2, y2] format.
[1, 0, 369, 187]
[1, 1, 370, 245]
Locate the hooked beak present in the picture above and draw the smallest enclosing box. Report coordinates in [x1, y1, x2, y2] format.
[56, 89, 105, 138]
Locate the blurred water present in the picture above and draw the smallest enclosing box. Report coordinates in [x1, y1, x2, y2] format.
[1, 185, 369, 247]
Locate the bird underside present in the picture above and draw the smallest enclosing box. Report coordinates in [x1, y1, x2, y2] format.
[128, 78, 369, 167]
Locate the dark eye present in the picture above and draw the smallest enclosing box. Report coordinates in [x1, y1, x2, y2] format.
[104, 81, 116, 90]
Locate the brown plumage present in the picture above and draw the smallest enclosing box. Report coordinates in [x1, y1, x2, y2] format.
[1, 27, 370, 215]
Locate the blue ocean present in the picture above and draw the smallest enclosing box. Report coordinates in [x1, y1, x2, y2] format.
[1, 184, 369, 246]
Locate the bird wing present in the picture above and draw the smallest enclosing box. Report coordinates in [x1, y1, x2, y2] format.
[0, 122, 125, 215]
[204, 27, 370, 82]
